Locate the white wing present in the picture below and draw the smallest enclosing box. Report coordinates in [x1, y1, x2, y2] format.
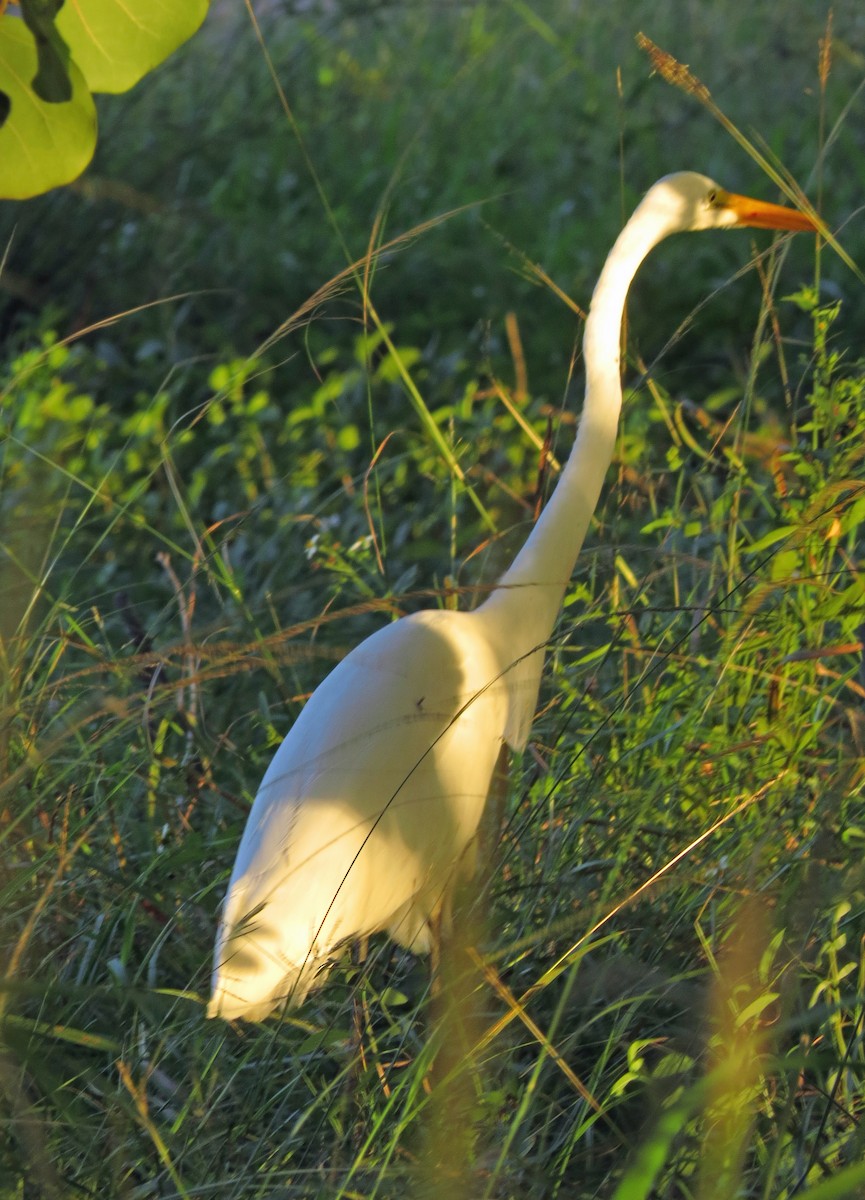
[209, 607, 509, 1019]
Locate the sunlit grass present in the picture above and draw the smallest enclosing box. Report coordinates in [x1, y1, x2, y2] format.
[2, 1, 865, 1197]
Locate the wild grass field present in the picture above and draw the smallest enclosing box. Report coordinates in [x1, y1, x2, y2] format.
[2, 1, 865, 1196]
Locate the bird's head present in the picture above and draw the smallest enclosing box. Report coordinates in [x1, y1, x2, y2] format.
[643, 171, 817, 236]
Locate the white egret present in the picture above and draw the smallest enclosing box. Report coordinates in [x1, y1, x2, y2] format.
[208, 173, 815, 1021]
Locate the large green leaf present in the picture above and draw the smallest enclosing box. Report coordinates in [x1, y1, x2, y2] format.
[55, 0, 209, 94]
[0, 15, 96, 199]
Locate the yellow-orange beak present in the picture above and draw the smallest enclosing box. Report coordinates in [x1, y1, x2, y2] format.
[720, 189, 818, 233]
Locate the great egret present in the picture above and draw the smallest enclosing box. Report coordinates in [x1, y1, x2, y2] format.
[208, 173, 815, 1021]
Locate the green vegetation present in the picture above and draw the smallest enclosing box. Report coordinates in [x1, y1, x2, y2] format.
[1, 1, 864, 1196]
[0, 1, 209, 198]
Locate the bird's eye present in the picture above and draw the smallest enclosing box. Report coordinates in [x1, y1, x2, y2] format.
[706, 189, 718, 206]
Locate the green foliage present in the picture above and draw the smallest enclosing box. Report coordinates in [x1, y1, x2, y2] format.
[0, 0, 208, 198]
[0, 15, 96, 198]
[2, 1, 865, 1197]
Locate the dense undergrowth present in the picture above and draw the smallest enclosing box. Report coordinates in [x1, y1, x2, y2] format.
[2, 1, 865, 1197]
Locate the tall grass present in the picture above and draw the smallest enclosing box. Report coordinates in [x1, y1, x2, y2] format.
[1, 1, 864, 1196]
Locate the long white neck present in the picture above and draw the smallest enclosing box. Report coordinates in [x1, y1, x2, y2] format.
[476, 191, 684, 740]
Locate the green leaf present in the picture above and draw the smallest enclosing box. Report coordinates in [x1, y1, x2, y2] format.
[0, 15, 96, 199]
[55, 0, 209, 94]
[3, 1012, 120, 1052]
[745, 526, 796, 555]
[733, 990, 779, 1029]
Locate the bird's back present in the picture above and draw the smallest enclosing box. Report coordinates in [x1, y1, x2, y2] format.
[208, 607, 508, 1020]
